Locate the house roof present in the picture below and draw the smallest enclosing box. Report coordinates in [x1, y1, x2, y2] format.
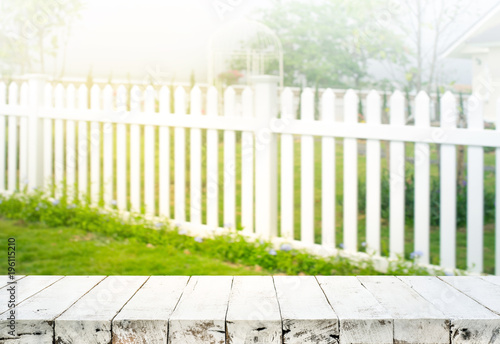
[441, 3, 500, 59]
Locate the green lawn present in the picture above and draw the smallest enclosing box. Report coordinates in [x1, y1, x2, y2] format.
[0, 219, 269, 275]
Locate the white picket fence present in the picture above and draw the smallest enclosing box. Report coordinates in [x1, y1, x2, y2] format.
[0, 74, 499, 275]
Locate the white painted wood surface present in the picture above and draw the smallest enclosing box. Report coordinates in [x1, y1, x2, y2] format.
[226, 276, 281, 344]
[359, 276, 449, 344]
[43, 83, 53, 190]
[66, 84, 76, 201]
[440, 91, 458, 270]
[365, 90, 381, 255]
[317, 276, 393, 344]
[190, 86, 202, 225]
[129, 85, 141, 213]
[77, 85, 88, 199]
[144, 86, 156, 216]
[466, 95, 484, 273]
[0, 276, 104, 343]
[174, 87, 186, 223]
[158, 86, 171, 218]
[343, 90, 358, 252]
[241, 87, 254, 234]
[389, 91, 406, 259]
[321, 89, 336, 247]
[280, 88, 295, 240]
[102, 85, 114, 206]
[18, 83, 28, 189]
[400, 276, 500, 344]
[113, 276, 189, 344]
[116, 85, 128, 211]
[223, 87, 237, 228]
[206, 87, 219, 229]
[54, 84, 64, 198]
[7, 83, 18, 192]
[55, 276, 148, 344]
[274, 276, 338, 344]
[441, 276, 500, 315]
[169, 276, 233, 344]
[0, 82, 5, 191]
[300, 88, 315, 245]
[89, 85, 101, 204]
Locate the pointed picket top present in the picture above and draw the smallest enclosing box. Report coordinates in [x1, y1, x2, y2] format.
[159, 86, 170, 114]
[44, 83, 53, 108]
[415, 91, 430, 127]
[390, 90, 405, 125]
[103, 85, 113, 111]
[8, 82, 18, 105]
[130, 85, 141, 112]
[116, 85, 127, 110]
[66, 84, 76, 109]
[440, 91, 457, 129]
[78, 84, 88, 110]
[190, 85, 202, 115]
[344, 89, 358, 124]
[224, 86, 236, 118]
[467, 93, 484, 129]
[281, 87, 294, 120]
[54, 84, 64, 109]
[366, 90, 380, 124]
[20, 82, 28, 105]
[174, 86, 186, 115]
[321, 89, 335, 121]
[144, 85, 155, 113]
[300, 88, 314, 121]
[0, 82, 6, 106]
[242, 87, 253, 118]
[90, 84, 101, 110]
[207, 86, 218, 117]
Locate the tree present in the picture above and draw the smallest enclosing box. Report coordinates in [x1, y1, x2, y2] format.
[258, 0, 408, 89]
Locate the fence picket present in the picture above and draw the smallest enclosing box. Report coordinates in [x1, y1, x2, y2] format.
[66, 84, 76, 201]
[77, 85, 88, 199]
[496, 97, 500, 276]
[366, 90, 381, 255]
[90, 85, 101, 204]
[440, 92, 457, 269]
[224, 87, 236, 229]
[206, 87, 219, 228]
[54, 84, 64, 198]
[467, 95, 484, 273]
[343, 90, 358, 252]
[158, 86, 170, 218]
[103, 85, 114, 206]
[144, 86, 156, 216]
[301, 88, 315, 245]
[389, 90, 405, 258]
[241, 87, 254, 234]
[321, 89, 336, 247]
[190, 86, 202, 224]
[174, 87, 186, 222]
[19, 83, 28, 189]
[130, 86, 141, 212]
[7, 82, 18, 192]
[281, 88, 294, 240]
[414, 91, 430, 264]
[116, 85, 127, 210]
[43, 84, 53, 190]
[0, 82, 5, 191]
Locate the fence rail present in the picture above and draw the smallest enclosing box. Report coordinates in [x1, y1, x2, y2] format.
[0, 74, 498, 275]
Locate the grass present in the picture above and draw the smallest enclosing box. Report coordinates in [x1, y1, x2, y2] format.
[0, 219, 268, 275]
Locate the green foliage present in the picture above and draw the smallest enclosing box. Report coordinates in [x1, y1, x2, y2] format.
[0, 190, 436, 276]
[258, 0, 408, 88]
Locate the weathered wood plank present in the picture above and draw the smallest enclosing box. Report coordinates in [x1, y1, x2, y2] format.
[441, 276, 500, 315]
[401, 276, 500, 344]
[112, 276, 189, 344]
[55, 276, 148, 344]
[274, 276, 338, 344]
[317, 276, 393, 344]
[359, 276, 449, 344]
[169, 276, 233, 344]
[482, 276, 500, 286]
[226, 276, 281, 344]
[0, 276, 104, 343]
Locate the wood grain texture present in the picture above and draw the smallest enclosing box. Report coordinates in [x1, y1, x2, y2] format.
[359, 276, 449, 344]
[317, 276, 393, 344]
[168, 276, 233, 344]
[401, 276, 500, 344]
[55, 276, 148, 344]
[441, 276, 500, 315]
[113, 276, 189, 344]
[226, 276, 281, 344]
[274, 276, 338, 344]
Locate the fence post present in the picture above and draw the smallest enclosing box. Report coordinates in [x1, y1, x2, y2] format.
[27, 74, 47, 191]
[252, 75, 279, 239]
